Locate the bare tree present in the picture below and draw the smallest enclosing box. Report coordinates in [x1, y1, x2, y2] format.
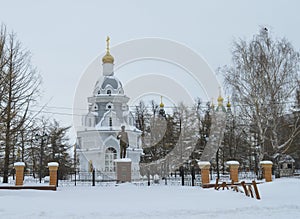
[0, 25, 8, 121]
[221, 27, 300, 159]
[135, 100, 149, 147]
[0, 25, 40, 183]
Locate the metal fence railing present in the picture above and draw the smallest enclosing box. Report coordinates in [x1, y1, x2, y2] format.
[2, 170, 300, 187]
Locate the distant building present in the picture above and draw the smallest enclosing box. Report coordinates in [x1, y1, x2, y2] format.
[76, 37, 143, 180]
[274, 153, 295, 177]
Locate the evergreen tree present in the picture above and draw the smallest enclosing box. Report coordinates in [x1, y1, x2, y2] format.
[46, 120, 73, 180]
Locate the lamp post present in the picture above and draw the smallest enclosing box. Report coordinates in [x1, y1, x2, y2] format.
[36, 132, 48, 183]
[191, 164, 195, 186]
[179, 165, 184, 186]
[255, 145, 261, 178]
[74, 137, 81, 186]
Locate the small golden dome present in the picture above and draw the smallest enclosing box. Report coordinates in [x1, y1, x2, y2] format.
[217, 87, 224, 106]
[217, 95, 224, 103]
[102, 52, 114, 64]
[102, 36, 114, 64]
[217, 95, 224, 107]
[160, 96, 164, 108]
[227, 97, 231, 108]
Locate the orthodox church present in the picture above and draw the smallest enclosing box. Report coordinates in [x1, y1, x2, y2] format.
[76, 37, 143, 180]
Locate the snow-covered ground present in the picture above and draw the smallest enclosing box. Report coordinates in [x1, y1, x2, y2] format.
[0, 178, 300, 219]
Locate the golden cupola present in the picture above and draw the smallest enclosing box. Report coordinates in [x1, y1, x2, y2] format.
[217, 87, 224, 107]
[226, 97, 231, 108]
[160, 96, 165, 108]
[216, 87, 227, 112]
[159, 96, 166, 118]
[102, 36, 114, 64]
[217, 96, 224, 106]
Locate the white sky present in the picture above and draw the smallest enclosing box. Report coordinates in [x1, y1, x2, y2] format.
[1, 0, 300, 140]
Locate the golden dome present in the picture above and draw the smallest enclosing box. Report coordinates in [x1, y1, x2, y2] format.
[102, 36, 114, 64]
[160, 96, 164, 108]
[217, 95, 224, 103]
[217, 87, 224, 106]
[227, 97, 231, 108]
[102, 52, 114, 64]
[217, 95, 224, 107]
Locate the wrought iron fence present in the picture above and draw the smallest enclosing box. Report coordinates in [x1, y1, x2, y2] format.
[2, 169, 299, 187]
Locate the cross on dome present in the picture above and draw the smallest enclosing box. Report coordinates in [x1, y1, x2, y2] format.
[102, 36, 114, 64]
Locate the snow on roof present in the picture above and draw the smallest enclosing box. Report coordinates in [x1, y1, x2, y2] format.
[279, 156, 295, 163]
[226, 160, 240, 165]
[114, 158, 132, 162]
[276, 154, 295, 163]
[14, 162, 25, 167]
[94, 125, 142, 133]
[260, 160, 273, 165]
[48, 162, 59, 167]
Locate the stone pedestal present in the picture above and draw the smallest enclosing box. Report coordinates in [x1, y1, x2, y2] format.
[226, 161, 239, 183]
[260, 161, 273, 182]
[198, 161, 211, 186]
[126, 148, 143, 180]
[14, 162, 25, 186]
[115, 158, 132, 183]
[48, 162, 59, 186]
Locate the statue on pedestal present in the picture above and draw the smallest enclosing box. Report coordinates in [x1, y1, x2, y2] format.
[117, 125, 129, 158]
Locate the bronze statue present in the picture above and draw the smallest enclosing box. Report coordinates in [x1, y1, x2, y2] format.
[117, 125, 129, 158]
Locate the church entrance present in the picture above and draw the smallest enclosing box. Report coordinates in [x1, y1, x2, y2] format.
[105, 147, 117, 172]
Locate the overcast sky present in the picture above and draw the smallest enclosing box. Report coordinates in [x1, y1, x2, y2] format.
[1, 0, 300, 140]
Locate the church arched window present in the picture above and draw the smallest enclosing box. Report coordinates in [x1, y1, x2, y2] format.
[107, 90, 111, 95]
[105, 147, 117, 172]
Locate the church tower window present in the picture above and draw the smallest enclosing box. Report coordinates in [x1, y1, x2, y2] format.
[105, 147, 117, 172]
[122, 104, 127, 110]
[93, 103, 98, 111]
[107, 90, 111, 95]
[109, 117, 112, 126]
[106, 102, 114, 110]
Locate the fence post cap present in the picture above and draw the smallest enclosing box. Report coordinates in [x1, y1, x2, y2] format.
[48, 162, 59, 167]
[14, 162, 25, 167]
